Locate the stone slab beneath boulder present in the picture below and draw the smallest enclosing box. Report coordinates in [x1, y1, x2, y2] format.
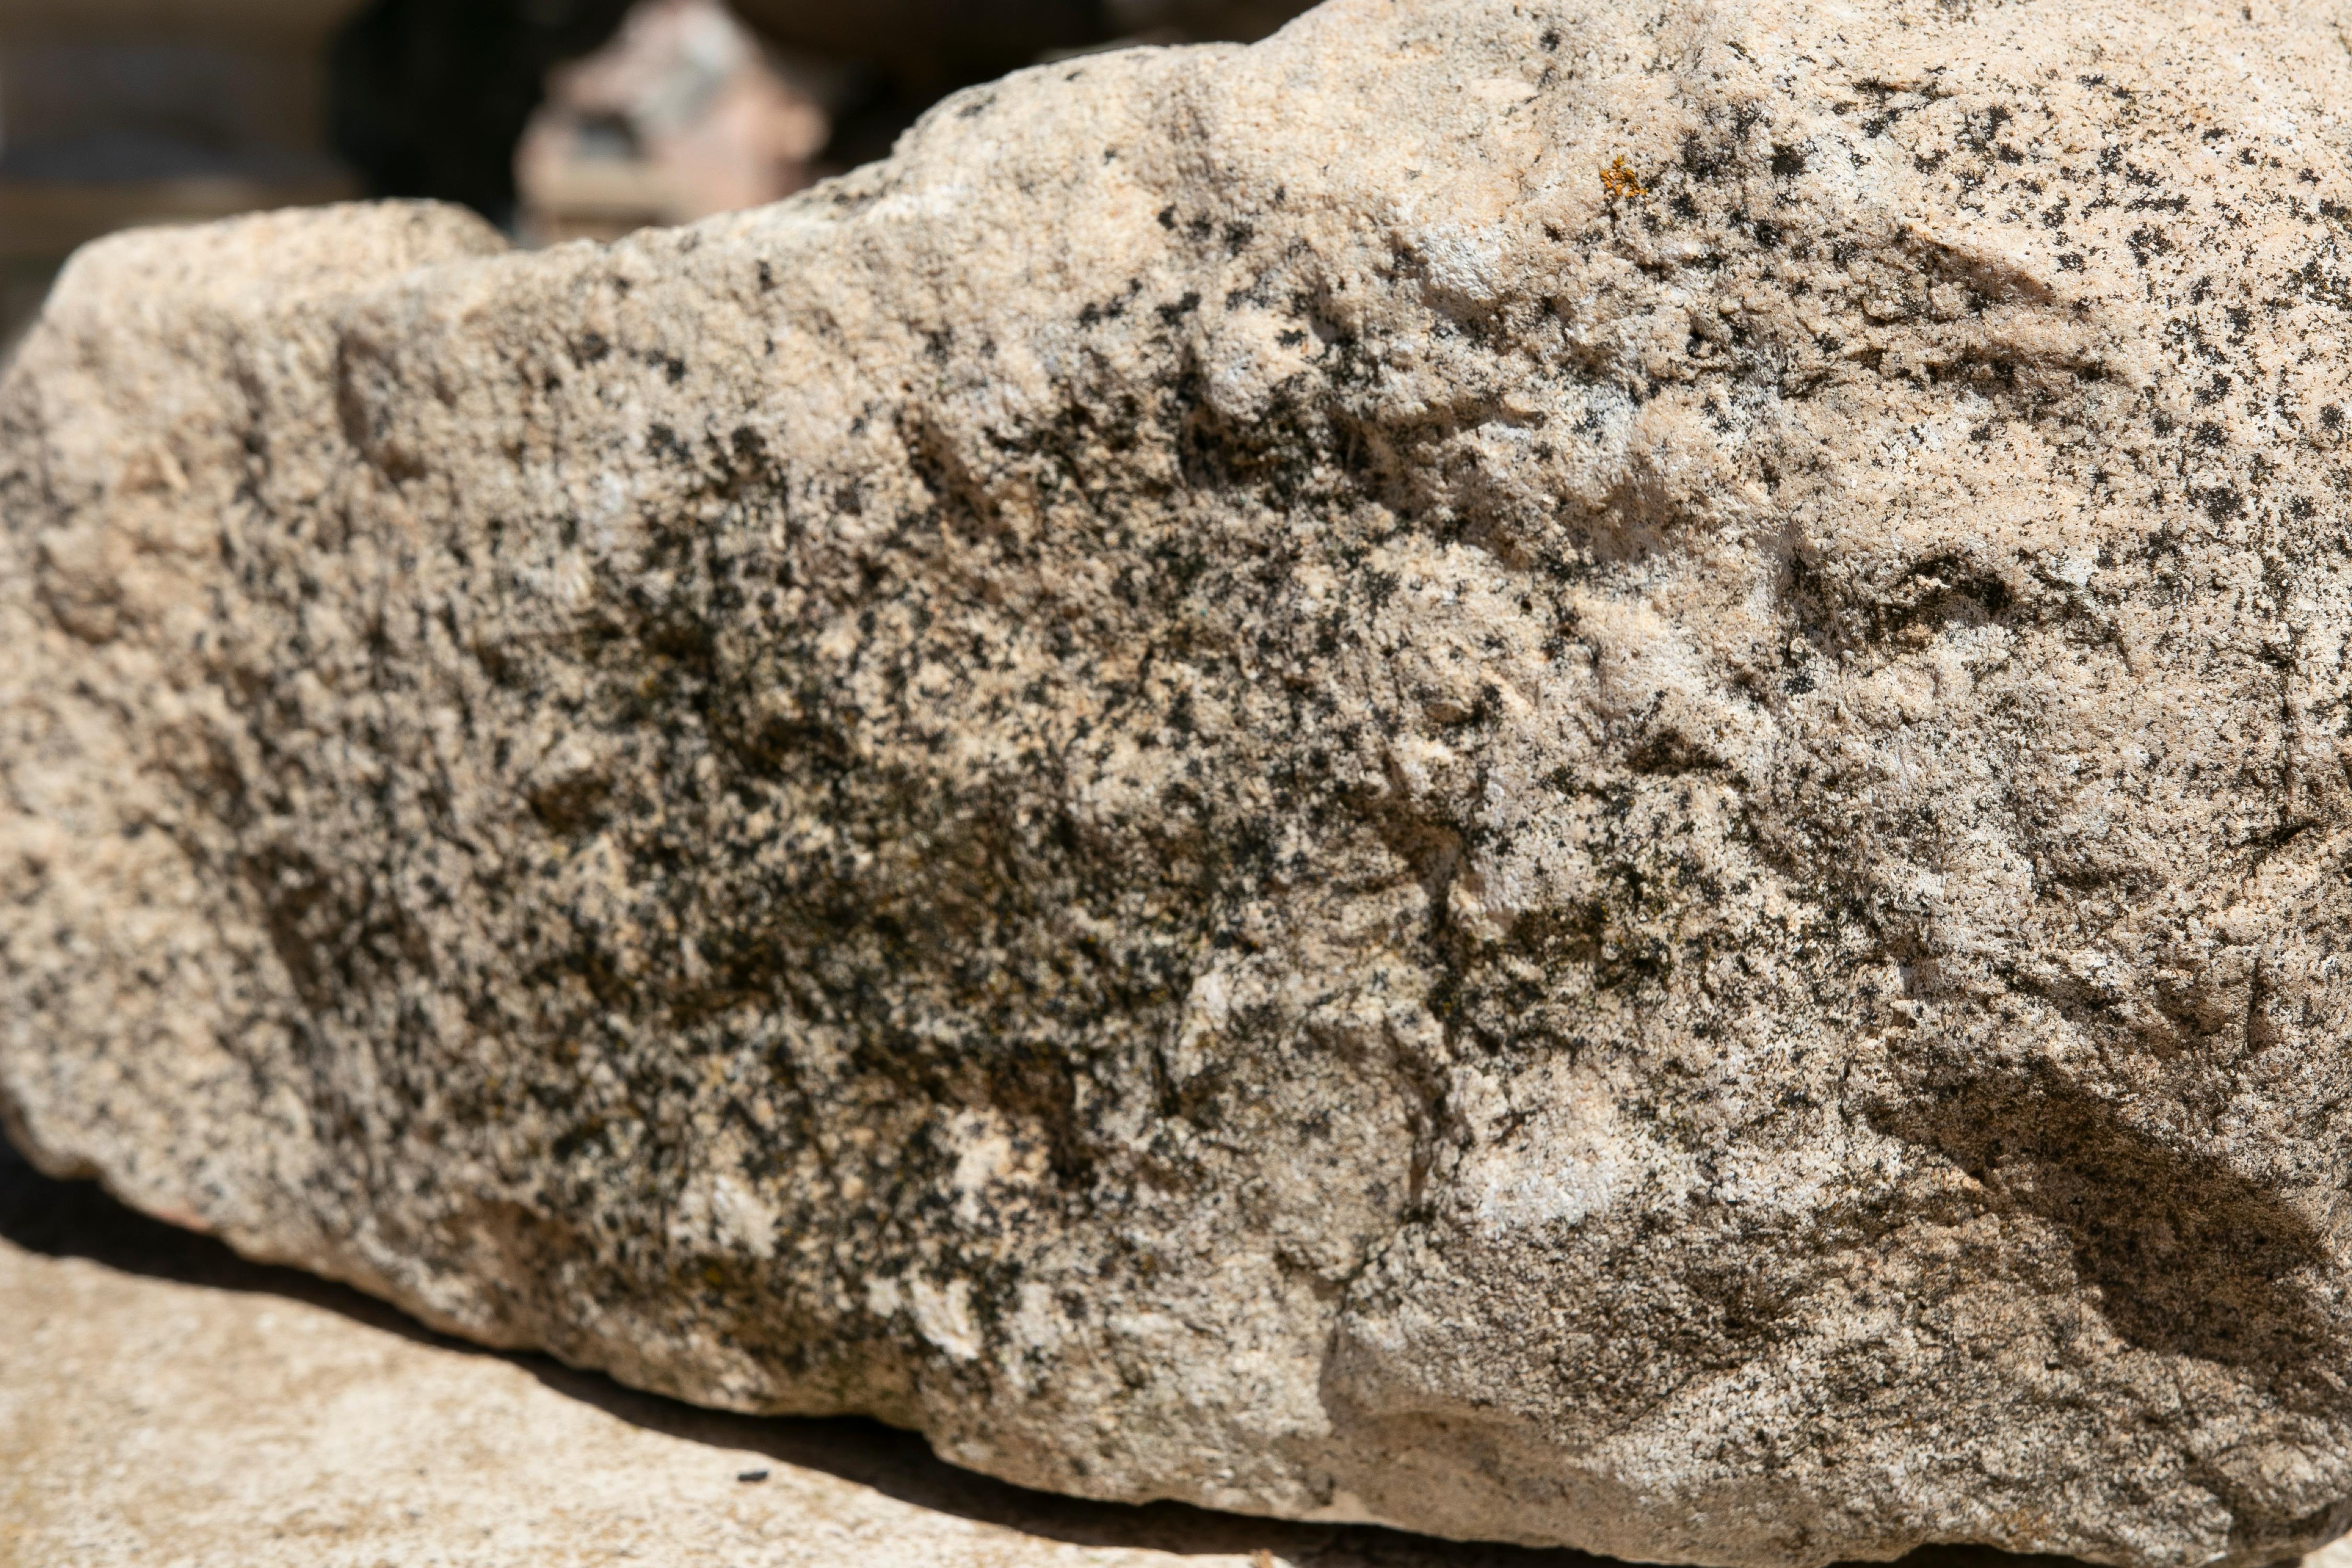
[14, 1144, 2352, 1568]
[0, 1141, 1573, 1568]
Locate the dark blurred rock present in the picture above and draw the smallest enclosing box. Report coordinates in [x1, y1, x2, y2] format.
[330, 0, 641, 226]
[515, 0, 836, 243]
[328, 0, 1317, 217]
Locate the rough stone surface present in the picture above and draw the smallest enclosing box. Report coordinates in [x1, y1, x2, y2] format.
[12, 2, 2352, 1564]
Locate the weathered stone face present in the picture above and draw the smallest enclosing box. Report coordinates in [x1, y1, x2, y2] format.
[10, 2, 2352, 1563]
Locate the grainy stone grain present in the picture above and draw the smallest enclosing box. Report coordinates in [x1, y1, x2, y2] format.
[11, 3, 2352, 1564]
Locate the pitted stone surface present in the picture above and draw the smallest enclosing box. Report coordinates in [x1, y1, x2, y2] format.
[11, 3, 2352, 1564]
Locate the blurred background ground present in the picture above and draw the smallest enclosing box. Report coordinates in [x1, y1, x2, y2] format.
[0, 0, 1317, 360]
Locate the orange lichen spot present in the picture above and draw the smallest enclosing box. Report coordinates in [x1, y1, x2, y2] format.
[1601, 155, 1646, 199]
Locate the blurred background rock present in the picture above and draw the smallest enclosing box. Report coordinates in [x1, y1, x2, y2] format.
[0, 0, 1315, 358]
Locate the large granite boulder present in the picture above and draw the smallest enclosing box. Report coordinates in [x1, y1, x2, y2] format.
[11, 1, 2352, 1562]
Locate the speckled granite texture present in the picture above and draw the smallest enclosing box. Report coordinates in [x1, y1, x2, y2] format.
[11, 2, 2352, 1563]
